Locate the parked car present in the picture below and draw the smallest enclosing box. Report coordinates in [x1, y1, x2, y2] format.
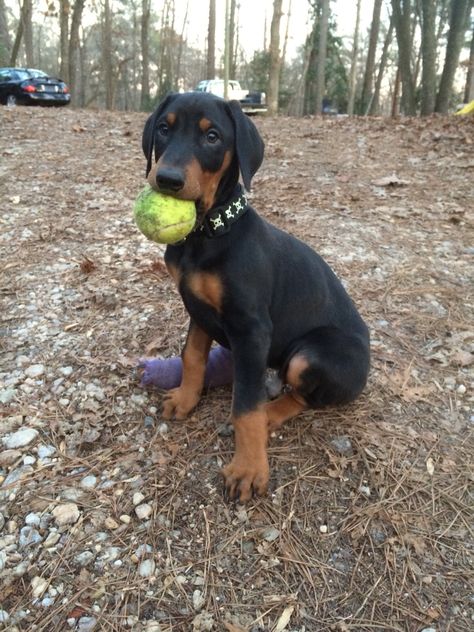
[0, 67, 71, 106]
[194, 79, 267, 114]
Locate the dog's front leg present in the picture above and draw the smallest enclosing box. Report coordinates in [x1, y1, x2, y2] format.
[222, 328, 270, 502]
[162, 321, 212, 420]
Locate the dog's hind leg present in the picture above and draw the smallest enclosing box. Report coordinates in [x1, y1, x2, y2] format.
[266, 327, 370, 431]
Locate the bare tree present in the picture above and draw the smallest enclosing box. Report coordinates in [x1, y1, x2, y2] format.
[23, 0, 33, 65]
[420, 0, 437, 114]
[436, 0, 472, 112]
[360, 0, 383, 115]
[229, 0, 237, 79]
[102, 0, 114, 109]
[59, 0, 70, 80]
[68, 0, 86, 99]
[267, 0, 283, 115]
[370, 15, 395, 114]
[140, 0, 151, 109]
[224, 0, 230, 97]
[10, 0, 33, 65]
[465, 22, 474, 102]
[0, 0, 11, 65]
[347, 0, 362, 115]
[206, 0, 216, 79]
[281, 0, 293, 69]
[391, 0, 417, 114]
[157, 0, 176, 97]
[315, 0, 329, 114]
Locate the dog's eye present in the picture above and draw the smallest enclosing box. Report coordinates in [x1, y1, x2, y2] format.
[157, 123, 169, 137]
[206, 130, 220, 144]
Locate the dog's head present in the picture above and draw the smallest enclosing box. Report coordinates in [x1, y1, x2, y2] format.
[142, 92, 264, 212]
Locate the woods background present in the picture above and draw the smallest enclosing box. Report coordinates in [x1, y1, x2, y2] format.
[0, 0, 473, 116]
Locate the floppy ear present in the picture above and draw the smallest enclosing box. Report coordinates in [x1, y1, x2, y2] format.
[226, 100, 265, 191]
[142, 93, 177, 177]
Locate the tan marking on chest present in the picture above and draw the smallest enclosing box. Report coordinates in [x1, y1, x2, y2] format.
[187, 272, 223, 312]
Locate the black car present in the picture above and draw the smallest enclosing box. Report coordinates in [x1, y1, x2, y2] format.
[0, 67, 71, 106]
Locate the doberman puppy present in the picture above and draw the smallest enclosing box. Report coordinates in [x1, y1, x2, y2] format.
[142, 92, 370, 503]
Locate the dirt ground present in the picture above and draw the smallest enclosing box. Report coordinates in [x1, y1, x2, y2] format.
[0, 106, 473, 632]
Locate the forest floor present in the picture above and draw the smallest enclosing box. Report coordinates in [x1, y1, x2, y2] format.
[0, 106, 473, 632]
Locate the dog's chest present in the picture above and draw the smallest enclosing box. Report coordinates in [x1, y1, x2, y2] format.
[165, 255, 227, 340]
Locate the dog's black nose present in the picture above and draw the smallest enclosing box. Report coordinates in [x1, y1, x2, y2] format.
[156, 167, 185, 192]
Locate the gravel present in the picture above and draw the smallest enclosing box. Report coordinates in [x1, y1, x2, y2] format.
[2, 428, 39, 449]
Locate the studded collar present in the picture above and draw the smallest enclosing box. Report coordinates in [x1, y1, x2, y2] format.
[198, 185, 248, 238]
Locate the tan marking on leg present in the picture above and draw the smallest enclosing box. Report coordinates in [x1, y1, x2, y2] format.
[187, 272, 223, 313]
[222, 407, 269, 502]
[286, 354, 310, 389]
[162, 325, 212, 420]
[265, 392, 307, 432]
[265, 353, 310, 431]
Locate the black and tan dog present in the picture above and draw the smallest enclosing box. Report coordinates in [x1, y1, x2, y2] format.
[142, 92, 370, 502]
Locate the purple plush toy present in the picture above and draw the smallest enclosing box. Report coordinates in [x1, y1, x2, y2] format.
[139, 345, 233, 390]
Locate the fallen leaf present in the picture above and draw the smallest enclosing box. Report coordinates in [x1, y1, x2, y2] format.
[224, 624, 248, 632]
[273, 605, 295, 632]
[426, 457, 435, 476]
[66, 606, 88, 620]
[426, 606, 442, 620]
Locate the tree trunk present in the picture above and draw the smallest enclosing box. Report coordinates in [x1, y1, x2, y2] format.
[176, 0, 189, 89]
[206, 0, 216, 79]
[59, 0, 70, 81]
[436, 0, 471, 112]
[78, 36, 87, 107]
[267, 0, 283, 115]
[140, 0, 151, 109]
[304, 27, 317, 115]
[347, 0, 362, 115]
[391, 65, 401, 116]
[0, 0, 11, 66]
[229, 0, 237, 79]
[281, 0, 292, 69]
[420, 0, 437, 115]
[23, 0, 33, 66]
[464, 23, 474, 102]
[369, 16, 395, 114]
[158, 0, 175, 99]
[102, 0, 114, 109]
[391, 0, 417, 114]
[10, 0, 33, 66]
[315, 0, 330, 114]
[290, 36, 311, 116]
[224, 0, 230, 98]
[132, 9, 138, 108]
[68, 0, 85, 102]
[360, 0, 383, 115]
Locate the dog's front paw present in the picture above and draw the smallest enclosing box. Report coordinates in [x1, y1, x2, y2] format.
[222, 453, 269, 503]
[162, 387, 200, 420]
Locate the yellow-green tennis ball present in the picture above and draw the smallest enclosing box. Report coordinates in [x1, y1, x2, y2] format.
[134, 186, 196, 244]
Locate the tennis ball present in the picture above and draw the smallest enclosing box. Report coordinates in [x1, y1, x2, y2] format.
[134, 186, 196, 244]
